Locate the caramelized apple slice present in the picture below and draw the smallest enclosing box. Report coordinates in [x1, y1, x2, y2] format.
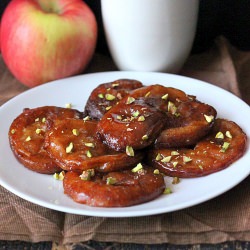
[121, 84, 217, 148]
[155, 100, 217, 148]
[147, 119, 247, 177]
[45, 118, 144, 172]
[85, 79, 143, 119]
[8, 106, 82, 174]
[63, 165, 165, 207]
[97, 99, 167, 151]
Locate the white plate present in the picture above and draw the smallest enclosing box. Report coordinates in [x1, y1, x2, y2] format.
[0, 71, 249, 217]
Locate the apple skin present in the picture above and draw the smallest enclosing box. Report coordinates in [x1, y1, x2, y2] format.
[0, 0, 97, 87]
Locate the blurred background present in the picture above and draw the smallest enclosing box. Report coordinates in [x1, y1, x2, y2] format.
[0, 0, 249, 55]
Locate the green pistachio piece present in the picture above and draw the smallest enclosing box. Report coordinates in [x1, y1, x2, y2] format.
[66, 142, 74, 153]
[131, 163, 143, 173]
[126, 146, 134, 157]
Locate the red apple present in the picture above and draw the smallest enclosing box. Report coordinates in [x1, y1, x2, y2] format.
[1, 0, 97, 87]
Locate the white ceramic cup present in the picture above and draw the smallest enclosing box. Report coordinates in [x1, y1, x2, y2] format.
[101, 0, 199, 73]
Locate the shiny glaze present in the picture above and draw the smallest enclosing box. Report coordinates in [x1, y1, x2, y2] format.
[85, 79, 143, 119]
[119, 84, 217, 148]
[63, 166, 165, 207]
[45, 118, 144, 172]
[147, 119, 247, 177]
[97, 99, 167, 151]
[155, 100, 217, 148]
[9, 106, 82, 174]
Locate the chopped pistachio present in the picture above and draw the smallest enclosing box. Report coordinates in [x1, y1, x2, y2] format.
[132, 163, 143, 173]
[112, 83, 119, 87]
[116, 115, 122, 120]
[183, 156, 192, 163]
[138, 115, 145, 122]
[220, 142, 230, 152]
[79, 171, 91, 180]
[98, 93, 104, 99]
[168, 101, 177, 115]
[53, 171, 65, 181]
[105, 106, 112, 111]
[153, 169, 160, 174]
[42, 117, 46, 123]
[126, 96, 135, 104]
[161, 93, 169, 100]
[171, 151, 179, 156]
[72, 128, 79, 136]
[58, 171, 65, 180]
[35, 128, 42, 134]
[226, 131, 232, 138]
[83, 116, 90, 122]
[172, 161, 178, 168]
[66, 142, 74, 153]
[65, 103, 72, 109]
[145, 91, 151, 97]
[215, 131, 224, 139]
[161, 156, 172, 163]
[84, 142, 95, 148]
[132, 110, 140, 117]
[80, 169, 95, 180]
[204, 114, 214, 123]
[163, 187, 172, 194]
[53, 173, 60, 180]
[25, 136, 31, 142]
[11, 129, 16, 134]
[106, 176, 117, 185]
[172, 177, 180, 184]
[142, 134, 148, 140]
[199, 165, 203, 170]
[155, 153, 162, 161]
[126, 146, 134, 157]
[86, 150, 92, 158]
[105, 93, 116, 101]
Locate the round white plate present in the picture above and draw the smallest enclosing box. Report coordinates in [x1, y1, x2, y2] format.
[0, 71, 249, 217]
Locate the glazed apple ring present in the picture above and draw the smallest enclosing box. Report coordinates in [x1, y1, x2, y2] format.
[147, 119, 247, 177]
[97, 99, 167, 151]
[45, 118, 144, 172]
[9, 106, 82, 174]
[63, 165, 165, 207]
[84, 79, 143, 119]
[155, 100, 217, 148]
[120, 84, 217, 148]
